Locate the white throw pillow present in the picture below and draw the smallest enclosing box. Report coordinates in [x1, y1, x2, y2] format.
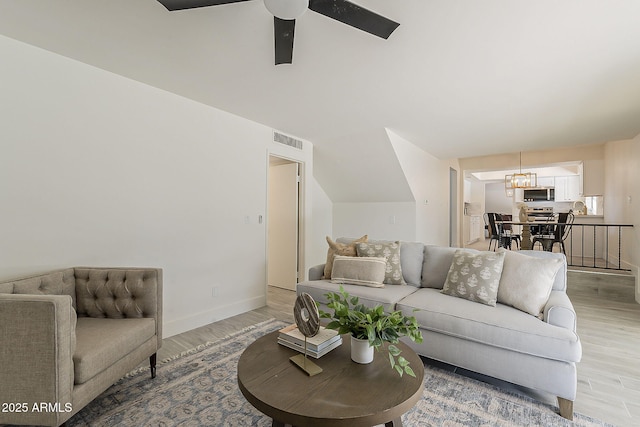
[497, 249, 563, 317]
[330, 255, 387, 288]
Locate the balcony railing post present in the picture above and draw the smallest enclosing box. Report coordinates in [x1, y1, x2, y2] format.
[618, 226, 623, 270]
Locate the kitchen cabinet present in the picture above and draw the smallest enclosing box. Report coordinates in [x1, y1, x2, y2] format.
[467, 215, 482, 243]
[555, 176, 581, 202]
[537, 177, 555, 188]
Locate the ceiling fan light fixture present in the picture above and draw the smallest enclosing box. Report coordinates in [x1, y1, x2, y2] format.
[264, 0, 309, 20]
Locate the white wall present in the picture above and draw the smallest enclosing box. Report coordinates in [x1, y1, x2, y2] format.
[0, 35, 331, 336]
[583, 158, 605, 195]
[313, 128, 414, 203]
[459, 143, 606, 172]
[329, 130, 456, 246]
[308, 179, 333, 269]
[388, 130, 453, 246]
[485, 182, 513, 214]
[603, 138, 640, 302]
[332, 202, 417, 242]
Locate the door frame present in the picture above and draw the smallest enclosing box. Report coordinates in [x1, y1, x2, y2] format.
[449, 167, 458, 247]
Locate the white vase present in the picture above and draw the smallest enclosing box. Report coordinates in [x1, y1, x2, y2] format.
[350, 336, 374, 364]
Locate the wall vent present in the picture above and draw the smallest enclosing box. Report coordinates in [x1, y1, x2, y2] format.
[273, 131, 303, 150]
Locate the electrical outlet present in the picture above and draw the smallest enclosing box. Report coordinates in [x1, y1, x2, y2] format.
[211, 287, 219, 298]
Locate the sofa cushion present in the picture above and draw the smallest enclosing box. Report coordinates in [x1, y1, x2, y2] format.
[397, 242, 424, 287]
[3, 269, 77, 309]
[441, 250, 505, 306]
[421, 246, 478, 289]
[73, 317, 156, 384]
[498, 249, 564, 317]
[356, 241, 405, 285]
[324, 235, 368, 279]
[74, 269, 159, 319]
[396, 288, 581, 362]
[297, 280, 418, 314]
[330, 256, 386, 288]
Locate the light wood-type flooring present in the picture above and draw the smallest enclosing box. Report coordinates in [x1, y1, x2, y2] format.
[161, 256, 640, 426]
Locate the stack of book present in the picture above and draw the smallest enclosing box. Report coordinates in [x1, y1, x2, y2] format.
[277, 324, 342, 359]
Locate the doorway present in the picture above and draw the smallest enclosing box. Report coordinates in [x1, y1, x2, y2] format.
[449, 168, 458, 247]
[267, 156, 302, 292]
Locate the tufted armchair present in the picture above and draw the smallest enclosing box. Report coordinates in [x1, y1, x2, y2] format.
[0, 267, 162, 426]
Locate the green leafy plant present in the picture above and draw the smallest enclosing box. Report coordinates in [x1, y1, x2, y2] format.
[318, 286, 423, 377]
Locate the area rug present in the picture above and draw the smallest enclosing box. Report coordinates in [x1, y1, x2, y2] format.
[68, 319, 610, 427]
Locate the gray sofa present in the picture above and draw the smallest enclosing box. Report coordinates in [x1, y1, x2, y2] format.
[297, 241, 582, 420]
[0, 267, 162, 427]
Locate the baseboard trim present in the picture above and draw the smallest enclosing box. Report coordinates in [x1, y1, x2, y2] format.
[163, 295, 266, 338]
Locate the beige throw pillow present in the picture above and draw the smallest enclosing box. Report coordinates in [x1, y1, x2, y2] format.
[356, 241, 405, 285]
[330, 256, 387, 288]
[323, 235, 368, 279]
[497, 249, 563, 317]
[441, 250, 505, 306]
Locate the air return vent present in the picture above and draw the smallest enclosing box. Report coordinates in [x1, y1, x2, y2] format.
[273, 131, 303, 150]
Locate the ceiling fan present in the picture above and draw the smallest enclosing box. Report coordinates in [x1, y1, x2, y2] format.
[157, 0, 399, 65]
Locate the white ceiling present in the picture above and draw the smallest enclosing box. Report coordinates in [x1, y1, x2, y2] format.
[1, 0, 640, 161]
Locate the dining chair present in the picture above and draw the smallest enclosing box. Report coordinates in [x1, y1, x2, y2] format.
[532, 211, 575, 254]
[486, 213, 519, 251]
[497, 214, 521, 249]
[484, 213, 501, 251]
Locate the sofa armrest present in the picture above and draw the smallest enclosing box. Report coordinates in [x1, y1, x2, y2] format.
[0, 294, 76, 427]
[74, 267, 163, 349]
[543, 290, 578, 331]
[308, 264, 326, 281]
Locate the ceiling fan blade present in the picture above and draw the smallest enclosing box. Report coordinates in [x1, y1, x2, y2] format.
[157, 0, 251, 11]
[274, 17, 296, 65]
[308, 0, 399, 39]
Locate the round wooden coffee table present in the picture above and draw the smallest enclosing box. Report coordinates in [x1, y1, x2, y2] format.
[237, 330, 424, 427]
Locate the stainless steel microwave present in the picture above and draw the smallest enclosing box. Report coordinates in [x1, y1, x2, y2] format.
[523, 188, 555, 202]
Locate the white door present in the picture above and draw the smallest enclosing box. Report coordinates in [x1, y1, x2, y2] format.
[268, 160, 299, 290]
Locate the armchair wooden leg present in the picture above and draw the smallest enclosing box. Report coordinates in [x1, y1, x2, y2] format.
[150, 353, 157, 379]
[557, 397, 574, 420]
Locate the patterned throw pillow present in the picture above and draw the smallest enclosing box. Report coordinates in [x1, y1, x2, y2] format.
[323, 235, 368, 279]
[441, 250, 505, 306]
[356, 241, 405, 285]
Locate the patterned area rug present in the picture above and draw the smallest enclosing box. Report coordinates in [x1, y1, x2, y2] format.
[68, 319, 610, 427]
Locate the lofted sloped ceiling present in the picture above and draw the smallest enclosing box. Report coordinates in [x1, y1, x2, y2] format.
[314, 128, 414, 203]
[1, 0, 640, 202]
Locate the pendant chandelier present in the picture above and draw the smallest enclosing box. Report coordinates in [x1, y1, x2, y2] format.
[505, 152, 537, 190]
